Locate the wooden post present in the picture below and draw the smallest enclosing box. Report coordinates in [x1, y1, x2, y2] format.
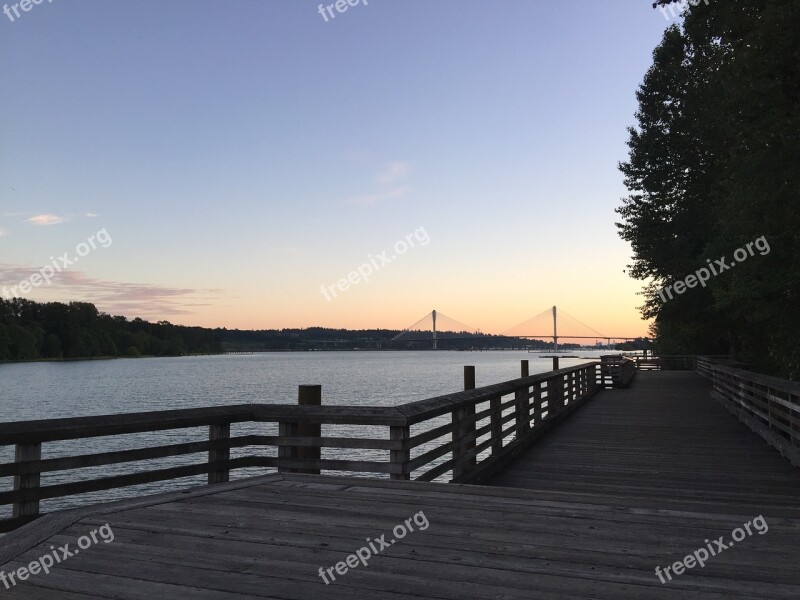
[277, 420, 298, 474]
[390, 426, 411, 481]
[552, 356, 560, 371]
[519, 360, 531, 432]
[490, 395, 503, 455]
[13, 443, 41, 520]
[531, 383, 542, 426]
[453, 366, 477, 480]
[208, 423, 231, 484]
[515, 388, 527, 439]
[548, 373, 563, 417]
[464, 366, 476, 391]
[278, 384, 320, 475]
[452, 405, 470, 481]
[297, 385, 322, 475]
[464, 366, 476, 471]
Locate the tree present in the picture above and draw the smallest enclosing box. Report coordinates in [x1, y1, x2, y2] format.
[619, 0, 800, 376]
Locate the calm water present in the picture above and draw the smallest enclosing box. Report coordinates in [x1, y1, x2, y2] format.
[0, 351, 604, 518]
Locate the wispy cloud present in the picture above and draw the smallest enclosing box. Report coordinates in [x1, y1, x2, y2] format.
[344, 187, 410, 206]
[376, 161, 411, 185]
[28, 214, 65, 226]
[344, 160, 412, 206]
[0, 264, 223, 318]
[85, 212, 98, 218]
[0, 228, 6, 238]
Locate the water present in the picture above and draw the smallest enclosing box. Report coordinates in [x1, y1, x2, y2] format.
[0, 351, 605, 518]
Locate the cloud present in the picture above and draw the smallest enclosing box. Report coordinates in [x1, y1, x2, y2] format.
[0, 264, 223, 318]
[344, 187, 410, 206]
[85, 212, 98, 218]
[344, 161, 412, 206]
[28, 214, 65, 226]
[0, 228, 5, 238]
[376, 161, 411, 185]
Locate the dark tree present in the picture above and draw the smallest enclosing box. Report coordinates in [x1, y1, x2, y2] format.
[619, 0, 800, 376]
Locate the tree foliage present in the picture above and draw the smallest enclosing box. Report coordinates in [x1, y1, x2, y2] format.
[0, 299, 222, 361]
[619, 0, 800, 377]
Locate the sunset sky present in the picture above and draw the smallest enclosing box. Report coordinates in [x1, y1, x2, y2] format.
[0, 1, 675, 337]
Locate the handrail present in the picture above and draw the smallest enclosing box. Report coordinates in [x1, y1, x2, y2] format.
[0, 362, 601, 532]
[599, 355, 636, 388]
[697, 356, 800, 467]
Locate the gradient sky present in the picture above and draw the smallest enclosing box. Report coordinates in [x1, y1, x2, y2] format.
[0, 1, 676, 337]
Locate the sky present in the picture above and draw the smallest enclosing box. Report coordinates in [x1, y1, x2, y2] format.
[0, 1, 677, 338]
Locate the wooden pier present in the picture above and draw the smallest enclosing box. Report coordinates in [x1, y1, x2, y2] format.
[1, 359, 799, 598]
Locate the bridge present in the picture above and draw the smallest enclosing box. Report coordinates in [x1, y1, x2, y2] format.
[222, 307, 645, 353]
[390, 306, 645, 349]
[1, 357, 798, 598]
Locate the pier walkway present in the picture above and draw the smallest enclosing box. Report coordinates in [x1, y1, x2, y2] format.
[1, 368, 799, 598]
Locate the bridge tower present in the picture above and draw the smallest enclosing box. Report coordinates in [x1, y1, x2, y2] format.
[432, 309, 438, 350]
[553, 305, 558, 353]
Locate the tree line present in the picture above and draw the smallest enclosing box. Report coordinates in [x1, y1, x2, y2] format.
[0, 297, 648, 362]
[0, 298, 222, 361]
[618, 0, 799, 377]
[0, 298, 601, 362]
[215, 327, 577, 352]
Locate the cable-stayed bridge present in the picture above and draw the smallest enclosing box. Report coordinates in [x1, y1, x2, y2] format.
[391, 306, 644, 350]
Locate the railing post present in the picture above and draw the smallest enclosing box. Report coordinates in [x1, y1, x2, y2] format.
[552, 373, 564, 415]
[531, 383, 541, 425]
[464, 366, 477, 470]
[13, 442, 41, 520]
[520, 361, 531, 434]
[515, 383, 531, 440]
[278, 420, 299, 474]
[297, 385, 322, 475]
[208, 424, 231, 484]
[390, 426, 411, 481]
[452, 405, 470, 481]
[490, 395, 503, 455]
[464, 365, 476, 390]
[453, 366, 477, 480]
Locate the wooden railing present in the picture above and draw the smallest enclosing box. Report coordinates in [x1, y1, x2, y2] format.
[697, 357, 800, 467]
[600, 355, 636, 388]
[619, 354, 737, 371]
[0, 362, 600, 532]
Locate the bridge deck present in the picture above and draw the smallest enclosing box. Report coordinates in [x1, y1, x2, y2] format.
[1, 372, 799, 599]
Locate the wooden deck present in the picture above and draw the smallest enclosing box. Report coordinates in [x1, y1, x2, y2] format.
[1, 371, 799, 598]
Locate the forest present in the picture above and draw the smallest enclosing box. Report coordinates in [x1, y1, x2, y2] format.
[0, 298, 222, 361]
[618, 0, 799, 377]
